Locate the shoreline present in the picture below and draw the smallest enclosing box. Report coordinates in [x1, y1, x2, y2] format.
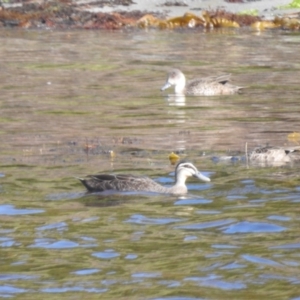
[0, 0, 299, 29]
[82, 0, 299, 19]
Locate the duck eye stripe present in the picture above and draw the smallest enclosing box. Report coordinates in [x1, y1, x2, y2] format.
[183, 165, 193, 169]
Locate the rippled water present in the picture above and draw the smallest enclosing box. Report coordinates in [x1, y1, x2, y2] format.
[1, 28, 300, 299]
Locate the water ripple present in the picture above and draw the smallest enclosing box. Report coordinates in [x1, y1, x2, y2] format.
[45, 192, 85, 201]
[0, 274, 38, 281]
[267, 215, 291, 221]
[175, 219, 235, 230]
[183, 235, 198, 241]
[0, 204, 44, 215]
[242, 254, 282, 267]
[125, 254, 138, 260]
[174, 198, 212, 206]
[132, 272, 161, 279]
[259, 273, 300, 284]
[270, 243, 300, 250]
[125, 214, 184, 225]
[36, 222, 68, 231]
[184, 275, 246, 290]
[72, 269, 100, 276]
[157, 280, 181, 288]
[41, 286, 107, 293]
[0, 237, 19, 248]
[0, 285, 28, 296]
[223, 221, 286, 234]
[92, 249, 120, 259]
[29, 238, 79, 249]
[220, 262, 246, 270]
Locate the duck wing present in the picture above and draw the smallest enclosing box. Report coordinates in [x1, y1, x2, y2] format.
[188, 74, 232, 87]
[78, 174, 161, 193]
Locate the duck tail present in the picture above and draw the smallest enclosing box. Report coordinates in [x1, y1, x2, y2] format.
[76, 177, 94, 192]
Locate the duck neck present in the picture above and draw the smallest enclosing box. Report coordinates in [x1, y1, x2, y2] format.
[169, 184, 187, 195]
[171, 173, 188, 194]
[174, 77, 186, 95]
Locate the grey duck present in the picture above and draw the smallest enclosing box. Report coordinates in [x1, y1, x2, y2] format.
[249, 145, 300, 166]
[78, 161, 211, 195]
[161, 68, 243, 96]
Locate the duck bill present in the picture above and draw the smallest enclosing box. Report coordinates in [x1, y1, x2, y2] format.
[194, 172, 211, 182]
[161, 82, 171, 91]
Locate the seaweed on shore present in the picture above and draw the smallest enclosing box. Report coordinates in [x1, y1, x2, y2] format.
[0, 0, 299, 30]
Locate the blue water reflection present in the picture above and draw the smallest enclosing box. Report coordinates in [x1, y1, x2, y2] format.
[92, 249, 120, 259]
[36, 222, 68, 231]
[0, 204, 44, 215]
[176, 219, 235, 230]
[223, 221, 286, 234]
[271, 243, 300, 250]
[0, 237, 19, 248]
[125, 254, 138, 260]
[174, 198, 212, 205]
[72, 269, 100, 275]
[125, 214, 184, 225]
[184, 275, 246, 290]
[132, 272, 161, 278]
[242, 254, 282, 267]
[41, 287, 107, 293]
[29, 239, 79, 249]
[0, 285, 28, 296]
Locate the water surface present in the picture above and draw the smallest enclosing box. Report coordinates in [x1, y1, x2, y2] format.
[0, 28, 300, 299]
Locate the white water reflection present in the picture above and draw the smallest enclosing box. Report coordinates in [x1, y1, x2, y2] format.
[165, 95, 186, 106]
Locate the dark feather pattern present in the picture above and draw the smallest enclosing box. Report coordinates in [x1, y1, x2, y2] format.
[249, 146, 300, 166]
[79, 174, 166, 193]
[78, 161, 211, 195]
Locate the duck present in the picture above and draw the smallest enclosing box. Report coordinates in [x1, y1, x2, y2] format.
[249, 145, 300, 166]
[211, 145, 300, 167]
[78, 161, 211, 195]
[161, 68, 242, 96]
